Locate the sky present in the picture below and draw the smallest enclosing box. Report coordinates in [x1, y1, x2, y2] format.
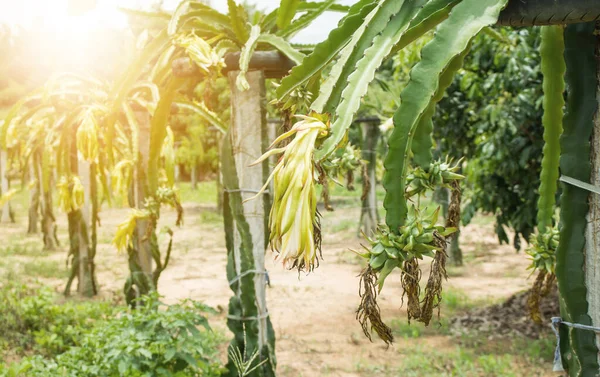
[0, 0, 354, 44]
[160, 0, 355, 43]
[208, 0, 354, 43]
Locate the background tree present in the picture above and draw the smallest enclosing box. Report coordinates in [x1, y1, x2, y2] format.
[433, 27, 544, 250]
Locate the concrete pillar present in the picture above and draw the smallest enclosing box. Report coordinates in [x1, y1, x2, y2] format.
[228, 70, 270, 350]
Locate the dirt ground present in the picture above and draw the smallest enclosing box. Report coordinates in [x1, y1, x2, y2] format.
[0, 191, 556, 377]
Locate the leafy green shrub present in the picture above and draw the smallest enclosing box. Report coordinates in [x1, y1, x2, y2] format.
[0, 283, 115, 357]
[0, 286, 224, 377]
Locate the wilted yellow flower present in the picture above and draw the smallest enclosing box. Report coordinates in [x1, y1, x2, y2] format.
[175, 33, 224, 74]
[57, 176, 85, 213]
[76, 111, 99, 162]
[0, 188, 19, 207]
[5, 121, 18, 149]
[72, 176, 85, 209]
[27, 179, 37, 191]
[112, 209, 149, 252]
[57, 176, 71, 213]
[111, 160, 134, 206]
[250, 113, 329, 272]
[161, 126, 175, 187]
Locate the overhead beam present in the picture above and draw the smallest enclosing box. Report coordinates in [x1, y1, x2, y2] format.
[172, 51, 295, 79]
[497, 0, 600, 26]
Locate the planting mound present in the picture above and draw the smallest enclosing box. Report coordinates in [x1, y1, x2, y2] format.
[450, 287, 559, 339]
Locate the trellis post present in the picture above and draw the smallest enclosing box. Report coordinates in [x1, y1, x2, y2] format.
[191, 161, 198, 189]
[65, 142, 96, 297]
[222, 69, 276, 377]
[359, 122, 380, 236]
[266, 119, 280, 199]
[126, 111, 154, 304]
[0, 150, 11, 223]
[585, 22, 600, 367]
[28, 162, 39, 234]
[172, 51, 292, 376]
[76, 159, 96, 296]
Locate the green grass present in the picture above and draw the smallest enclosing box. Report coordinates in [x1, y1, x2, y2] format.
[393, 345, 523, 377]
[351, 338, 553, 377]
[329, 218, 357, 233]
[366, 299, 553, 377]
[0, 240, 46, 258]
[178, 181, 218, 204]
[458, 333, 555, 363]
[0, 238, 67, 280]
[442, 288, 489, 312]
[389, 287, 500, 340]
[390, 318, 429, 338]
[199, 210, 223, 225]
[518, 336, 555, 362]
[0, 257, 67, 280]
[21, 259, 68, 279]
[372, 285, 552, 377]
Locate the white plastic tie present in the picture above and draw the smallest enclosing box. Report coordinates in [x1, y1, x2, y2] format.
[223, 188, 268, 195]
[551, 317, 600, 372]
[227, 312, 270, 321]
[560, 175, 600, 196]
[228, 269, 267, 286]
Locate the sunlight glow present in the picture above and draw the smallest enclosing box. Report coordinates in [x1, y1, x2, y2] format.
[0, 0, 132, 78]
[0, 0, 127, 31]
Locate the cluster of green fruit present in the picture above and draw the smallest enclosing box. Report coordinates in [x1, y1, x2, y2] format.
[527, 226, 559, 274]
[358, 207, 456, 291]
[405, 158, 463, 197]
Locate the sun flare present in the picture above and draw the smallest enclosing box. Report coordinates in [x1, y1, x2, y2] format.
[0, 0, 127, 31]
[0, 0, 132, 77]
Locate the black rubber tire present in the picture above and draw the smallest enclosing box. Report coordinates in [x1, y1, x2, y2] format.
[498, 0, 600, 26]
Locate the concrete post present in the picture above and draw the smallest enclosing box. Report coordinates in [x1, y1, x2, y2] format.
[134, 111, 153, 285]
[77, 159, 95, 296]
[1, 150, 11, 223]
[28, 162, 39, 234]
[228, 70, 270, 351]
[359, 123, 380, 236]
[584, 25, 600, 364]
